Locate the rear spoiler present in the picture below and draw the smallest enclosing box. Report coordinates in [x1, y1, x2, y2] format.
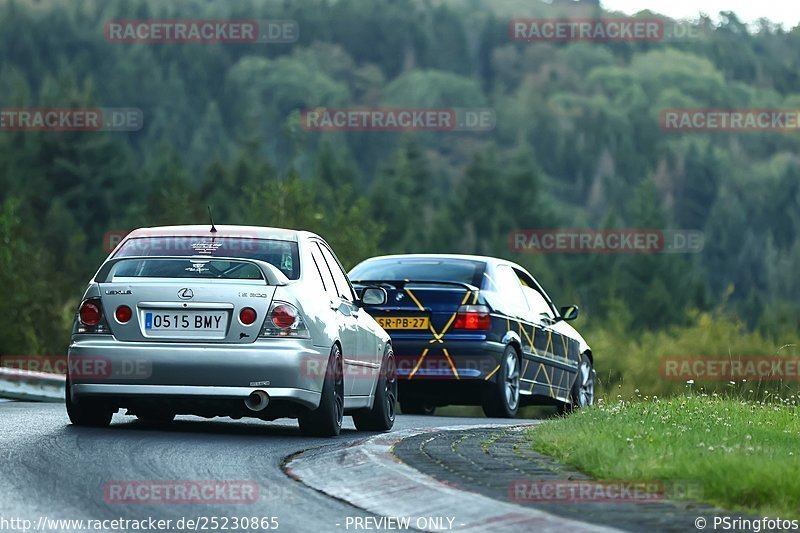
[350, 279, 480, 293]
[93, 256, 290, 286]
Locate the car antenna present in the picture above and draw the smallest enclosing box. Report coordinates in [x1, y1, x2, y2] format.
[208, 206, 218, 233]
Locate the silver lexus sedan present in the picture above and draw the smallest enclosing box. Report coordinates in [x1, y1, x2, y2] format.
[66, 225, 396, 437]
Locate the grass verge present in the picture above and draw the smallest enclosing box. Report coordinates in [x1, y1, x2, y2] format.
[525, 395, 800, 518]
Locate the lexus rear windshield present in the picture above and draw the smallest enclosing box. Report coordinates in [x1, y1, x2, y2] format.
[113, 237, 300, 279]
[349, 258, 485, 287]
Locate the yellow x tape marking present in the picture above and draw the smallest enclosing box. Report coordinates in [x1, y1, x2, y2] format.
[530, 362, 554, 396]
[405, 283, 471, 380]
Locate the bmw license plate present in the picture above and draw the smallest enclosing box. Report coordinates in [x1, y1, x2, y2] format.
[375, 316, 429, 330]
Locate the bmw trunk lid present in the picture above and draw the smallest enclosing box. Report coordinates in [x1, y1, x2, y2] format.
[351, 280, 480, 335]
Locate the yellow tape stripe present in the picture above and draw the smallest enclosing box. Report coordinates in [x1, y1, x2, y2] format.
[461, 291, 473, 305]
[442, 290, 473, 334]
[484, 364, 501, 381]
[518, 321, 534, 350]
[442, 348, 460, 380]
[540, 363, 554, 396]
[408, 348, 429, 379]
[430, 290, 472, 343]
[529, 363, 539, 393]
[404, 284, 426, 312]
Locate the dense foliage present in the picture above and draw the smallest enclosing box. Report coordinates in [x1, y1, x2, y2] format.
[0, 0, 797, 393]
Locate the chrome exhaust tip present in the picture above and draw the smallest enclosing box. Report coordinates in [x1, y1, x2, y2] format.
[244, 390, 270, 412]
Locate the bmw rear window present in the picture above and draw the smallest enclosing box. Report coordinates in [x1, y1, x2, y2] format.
[113, 237, 300, 279]
[349, 258, 485, 287]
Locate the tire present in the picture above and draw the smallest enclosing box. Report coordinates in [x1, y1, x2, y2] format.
[298, 345, 344, 437]
[65, 379, 113, 428]
[481, 345, 520, 418]
[399, 398, 436, 416]
[557, 352, 596, 415]
[135, 409, 176, 424]
[353, 346, 397, 432]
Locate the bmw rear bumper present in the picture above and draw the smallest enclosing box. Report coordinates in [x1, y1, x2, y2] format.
[393, 339, 507, 381]
[391, 338, 507, 406]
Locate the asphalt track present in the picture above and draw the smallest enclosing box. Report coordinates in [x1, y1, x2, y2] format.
[0, 402, 532, 532]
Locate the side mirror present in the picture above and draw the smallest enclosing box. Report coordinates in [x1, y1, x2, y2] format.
[360, 287, 387, 306]
[559, 305, 579, 322]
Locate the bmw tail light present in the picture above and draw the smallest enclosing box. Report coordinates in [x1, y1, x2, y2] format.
[453, 305, 491, 330]
[75, 298, 111, 334]
[260, 301, 310, 338]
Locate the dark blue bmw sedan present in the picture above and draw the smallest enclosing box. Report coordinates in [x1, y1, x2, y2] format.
[349, 254, 595, 418]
